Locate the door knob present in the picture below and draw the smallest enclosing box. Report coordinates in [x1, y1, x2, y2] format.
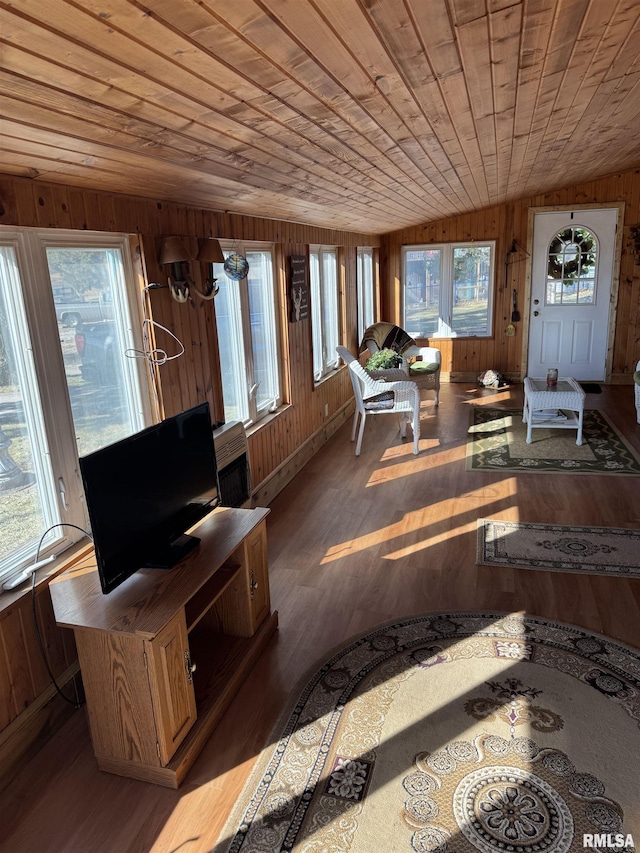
[533, 310, 539, 317]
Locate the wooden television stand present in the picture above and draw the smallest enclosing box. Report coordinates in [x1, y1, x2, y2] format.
[50, 506, 278, 788]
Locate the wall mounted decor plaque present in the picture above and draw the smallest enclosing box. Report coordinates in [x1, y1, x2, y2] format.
[289, 254, 309, 322]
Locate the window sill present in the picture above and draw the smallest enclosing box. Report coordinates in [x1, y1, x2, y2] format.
[313, 366, 342, 388]
[244, 402, 293, 438]
[0, 540, 94, 617]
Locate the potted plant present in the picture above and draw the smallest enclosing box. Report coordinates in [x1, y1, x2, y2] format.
[365, 348, 403, 371]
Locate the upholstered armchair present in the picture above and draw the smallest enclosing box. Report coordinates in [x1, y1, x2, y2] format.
[360, 322, 441, 405]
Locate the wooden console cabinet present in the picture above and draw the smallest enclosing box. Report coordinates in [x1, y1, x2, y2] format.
[50, 507, 278, 787]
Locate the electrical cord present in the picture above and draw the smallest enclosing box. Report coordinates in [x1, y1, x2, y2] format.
[31, 523, 94, 709]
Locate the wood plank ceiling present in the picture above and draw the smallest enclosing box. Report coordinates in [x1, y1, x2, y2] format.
[1, 0, 640, 234]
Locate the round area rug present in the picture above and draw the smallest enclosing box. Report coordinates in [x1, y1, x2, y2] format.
[214, 613, 640, 853]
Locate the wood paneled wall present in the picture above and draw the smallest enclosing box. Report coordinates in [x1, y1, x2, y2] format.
[0, 547, 88, 792]
[382, 168, 640, 382]
[0, 174, 378, 788]
[0, 175, 379, 479]
[1, 163, 639, 785]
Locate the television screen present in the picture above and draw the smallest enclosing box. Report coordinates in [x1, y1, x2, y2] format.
[80, 402, 220, 594]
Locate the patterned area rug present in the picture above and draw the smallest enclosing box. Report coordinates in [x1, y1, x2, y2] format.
[477, 520, 640, 579]
[214, 613, 639, 853]
[466, 407, 640, 475]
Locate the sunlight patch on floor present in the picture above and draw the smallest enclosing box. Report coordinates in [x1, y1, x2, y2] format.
[383, 518, 477, 559]
[320, 484, 520, 564]
[369, 441, 464, 484]
[378, 439, 441, 461]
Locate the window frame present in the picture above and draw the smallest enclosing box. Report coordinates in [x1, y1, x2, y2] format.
[309, 245, 340, 382]
[214, 240, 283, 427]
[401, 241, 495, 339]
[0, 227, 150, 585]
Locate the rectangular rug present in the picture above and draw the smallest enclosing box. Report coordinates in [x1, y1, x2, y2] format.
[477, 518, 640, 578]
[466, 407, 640, 475]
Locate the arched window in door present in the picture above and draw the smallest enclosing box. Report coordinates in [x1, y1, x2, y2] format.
[546, 226, 597, 305]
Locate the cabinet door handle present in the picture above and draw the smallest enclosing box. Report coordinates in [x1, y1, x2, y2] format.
[250, 570, 259, 598]
[184, 650, 196, 684]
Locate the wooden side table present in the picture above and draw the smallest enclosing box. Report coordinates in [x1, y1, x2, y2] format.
[523, 377, 586, 445]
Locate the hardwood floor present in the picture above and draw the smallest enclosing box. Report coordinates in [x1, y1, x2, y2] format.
[1, 382, 639, 853]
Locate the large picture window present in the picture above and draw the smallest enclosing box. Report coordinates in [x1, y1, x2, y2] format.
[212, 242, 282, 426]
[310, 246, 340, 381]
[402, 242, 495, 338]
[0, 229, 149, 586]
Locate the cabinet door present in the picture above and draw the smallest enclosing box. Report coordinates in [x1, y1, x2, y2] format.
[245, 521, 270, 631]
[145, 613, 197, 765]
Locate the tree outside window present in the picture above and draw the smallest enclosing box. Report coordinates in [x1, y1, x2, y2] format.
[402, 242, 494, 338]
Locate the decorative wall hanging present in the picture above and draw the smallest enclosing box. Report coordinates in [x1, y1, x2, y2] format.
[289, 254, 309, 322]
[224, 252, 250, 281]
[547, 227, 596, 281]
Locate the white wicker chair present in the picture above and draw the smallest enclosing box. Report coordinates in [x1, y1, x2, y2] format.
[336, 346, 421, 456]
[634, 360, 640, 424]
[360, 322, 441, 405]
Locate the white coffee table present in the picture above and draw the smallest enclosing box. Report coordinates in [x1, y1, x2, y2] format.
[523, 377, 586, 445]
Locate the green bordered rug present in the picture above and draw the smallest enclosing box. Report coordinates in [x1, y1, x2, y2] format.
[467, 407, 640, 475]
[477, 519, 640, 579]
[214, 613, 639, 853]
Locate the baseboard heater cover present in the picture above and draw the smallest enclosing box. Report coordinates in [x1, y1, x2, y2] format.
[213, 421, 251, 507]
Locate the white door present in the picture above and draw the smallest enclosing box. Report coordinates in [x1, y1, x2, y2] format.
[528, 208, 617, 381]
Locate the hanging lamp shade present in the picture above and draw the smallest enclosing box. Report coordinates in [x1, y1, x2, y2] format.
[159, 236, 190, 265]
[196, 238, 225, 264]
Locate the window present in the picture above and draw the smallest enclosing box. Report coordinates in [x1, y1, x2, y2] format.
[357, 247, 375, 343]
[546, 227, 597, 305]
[310, 246, 339, 381]
[212, 242, 281, 426]
[402, 242, 495, 338]
[0, 229, 149, 585]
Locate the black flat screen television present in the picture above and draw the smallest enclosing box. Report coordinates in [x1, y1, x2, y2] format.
[79, 402, 220, 594]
